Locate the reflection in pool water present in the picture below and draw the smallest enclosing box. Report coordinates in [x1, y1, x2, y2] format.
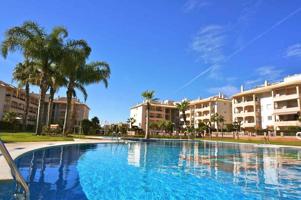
[2, 141, 301, 200]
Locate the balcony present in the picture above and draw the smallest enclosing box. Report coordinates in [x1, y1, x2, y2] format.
[273, 106, 300, 114]
[274, 120, 301, 127]
[273, 93, 299, 102]
[242, 122, 256, 128]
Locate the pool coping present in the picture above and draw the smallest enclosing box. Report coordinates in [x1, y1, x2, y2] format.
[0, 138, 118, 181]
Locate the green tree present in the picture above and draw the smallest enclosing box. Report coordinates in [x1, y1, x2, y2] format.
[141, 90, 157, 139]
[1, 21, 68, 135]
[12, 60, 36, 130]
[60, 40, 110, 135]
[2, 112, 21, 132]
[91, 116, 100, 129]
[81, 119, 93, 134]
[176, 100, 190, 131]
[46, 67, 66, 128]
[127, 117, 136, 129]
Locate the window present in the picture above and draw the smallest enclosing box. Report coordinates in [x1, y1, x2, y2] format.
[267, 116, 272, 121]
[266, 104, 272, 109]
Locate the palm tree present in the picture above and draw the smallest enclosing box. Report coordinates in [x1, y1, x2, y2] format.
[141, 90, 157, 139]
[46, 68, 66, 127]
[176, 100, 190, 132]
[1, 21, 68, 134]
[12, 60, 36, 130]
[127, 117, 136, 129]
[219, 115, 225, 137]
[60, 40, 110, 135]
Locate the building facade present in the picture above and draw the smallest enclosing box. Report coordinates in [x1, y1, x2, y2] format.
[130, 100, 179, 131]
[179, 94, 232, 129]
[46, 97, 90, 129]
[0, 81, 39, 125]
[0, 80, 89, 130]
[232, 74, 301, 131]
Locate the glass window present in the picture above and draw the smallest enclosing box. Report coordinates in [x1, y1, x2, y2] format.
[267, 116, 272, 121]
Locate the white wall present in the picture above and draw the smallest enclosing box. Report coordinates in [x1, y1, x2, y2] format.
[130, 105, 145, 129]
[260, 96, 273, 129]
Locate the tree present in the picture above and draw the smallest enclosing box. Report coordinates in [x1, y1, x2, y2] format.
[2, 112, 20, 132]
[233, 121, 241, 139]
[149, 122, 159, 133]
[211, 113, 225, 137]
[176, 100, 190, 132]
[1, 21, 68, 135]
[165, 120, 174, 134]
[219, 115, 225, 137]
[127, 117, 136, 129]
[2, 112, 19, 123]
[60, 40, 110, 135]
[12, 60, 36, 130]
[141, 90, 157, 139]
[81, 119, 93, 134]
[46, 67, 66, 127]
[91, 116, 100, 129]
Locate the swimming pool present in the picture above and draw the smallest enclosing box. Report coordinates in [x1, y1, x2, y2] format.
[2, 140, 301, 200]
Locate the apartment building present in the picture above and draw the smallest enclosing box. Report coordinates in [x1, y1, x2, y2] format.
[46, 97, 90, 129]
[0, 80, 89, 130]
[130, 100, 179, 131]
[0, 81, 39, 125]
[232, 74, 301, 131]
[179, 94, 232, 129]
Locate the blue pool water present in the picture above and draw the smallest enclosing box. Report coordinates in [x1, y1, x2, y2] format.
[2, 140, 301, 200]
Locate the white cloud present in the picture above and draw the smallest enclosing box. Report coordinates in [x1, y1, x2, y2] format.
[184, 0, 210, 12]
[244, 66, 283, 88]
[191, 25, 227, 79]
[208, 85, 240, 97]
[191, 25, 226, 64]
[285, 43, 301, 58]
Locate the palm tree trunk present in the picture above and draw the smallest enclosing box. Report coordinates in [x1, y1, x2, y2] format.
[63, 90, 72, 136]
[46, 87, 55, 127]
[144, 102, 150, 139]
[35, 82, 48, 135]
[23, 82, 30, 131]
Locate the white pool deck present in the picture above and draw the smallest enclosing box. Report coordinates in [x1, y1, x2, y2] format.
[0, 138, 115, 180]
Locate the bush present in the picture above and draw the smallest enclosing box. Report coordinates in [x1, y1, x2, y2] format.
[42, 125, 63, 136]
[0, 121, 22, 132]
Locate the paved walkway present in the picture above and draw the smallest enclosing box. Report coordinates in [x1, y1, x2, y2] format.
[0, 138, 114, 180]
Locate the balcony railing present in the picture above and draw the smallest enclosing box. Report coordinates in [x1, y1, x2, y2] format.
[273, 93, 299, 102]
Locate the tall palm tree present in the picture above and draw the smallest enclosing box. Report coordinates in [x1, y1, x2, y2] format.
[141, 90, 157, 139]
[1, 21, 68, 134]
[60, 40, 110, 135]
[12, 60, 36, 130]
[176, 100, 190, 130]
[46, 68, 66, 127]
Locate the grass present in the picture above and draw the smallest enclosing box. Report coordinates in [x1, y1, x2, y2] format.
[0, 132, 73, 143]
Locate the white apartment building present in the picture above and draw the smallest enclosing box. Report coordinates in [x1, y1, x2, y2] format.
[130, 100, 179, 131]
[179, 94, 232, 129]
[232, 74, 301, 132]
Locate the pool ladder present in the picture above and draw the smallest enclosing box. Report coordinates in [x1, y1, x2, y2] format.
[0, 140, 30, 200]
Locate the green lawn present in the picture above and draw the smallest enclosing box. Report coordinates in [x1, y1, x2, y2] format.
[0, 132, 73, 143]
[197, 138, 301, 147]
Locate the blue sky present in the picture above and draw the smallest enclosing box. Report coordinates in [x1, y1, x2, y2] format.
[1, 0, 301, 124]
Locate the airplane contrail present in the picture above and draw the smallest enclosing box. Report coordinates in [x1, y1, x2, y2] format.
[175, 6, 301, 93]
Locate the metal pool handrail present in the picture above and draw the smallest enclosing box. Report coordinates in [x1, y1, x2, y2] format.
[0, 139, 30, 200]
